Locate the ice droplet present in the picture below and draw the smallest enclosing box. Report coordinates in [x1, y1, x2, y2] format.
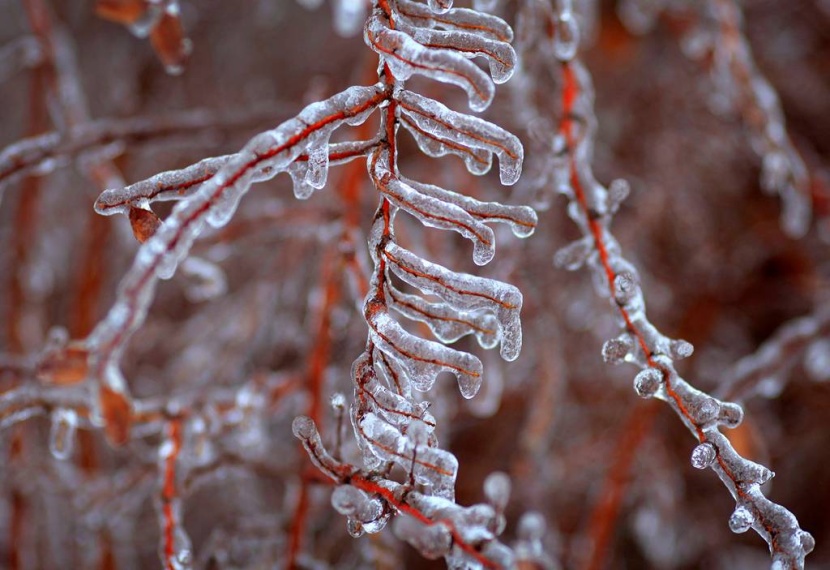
[602, 336, 631, 365]
[330, 392, 347, 410]
[633, 368, 662, 398]
[517, 511, 546, 540]
[553, 13, 580, 61]
[717, 402, 744, 429]
[669, 339, 694, 360]
[690, 442, 716, 469]
[346, 518, 365, 538]
[728, 505, 753, 534]
[799, 530, 816, 554]
[483, 471, 511, 511]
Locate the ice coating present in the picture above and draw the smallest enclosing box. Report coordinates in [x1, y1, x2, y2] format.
[397, 90, 524, 185]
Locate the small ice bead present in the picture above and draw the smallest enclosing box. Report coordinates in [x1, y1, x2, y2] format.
[690, 442, 717, 469]
[799, 530, 816, 554]
[613, 272, 637, 305]
[606, 178, 630, 212]
[427, 0, 452, 13]
[346, 518, 365, 538]
[553, 14, 580, 61]
[483, 472, 511, 511]
[330, 392, 347, 410]
[717, 402, 744, 428]
[517, 511, 546, 540]
[728, 505, 753, 534]
[633, 368, 662, 398]
[695, 397, 720, 425]
[292, 415, 317, 440]
[669, 339, 694, 360]
[602, 337, 630, 365]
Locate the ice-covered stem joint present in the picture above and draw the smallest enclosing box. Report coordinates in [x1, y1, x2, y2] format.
[551, 41, 813, 570]
[293, 416, 515, 569]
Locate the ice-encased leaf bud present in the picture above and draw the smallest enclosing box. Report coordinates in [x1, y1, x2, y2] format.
[669, 339, 694, 360]
[690, 442, 717, 469]
[717, 402, 744, 429]
[602, 335, 631, 365]
[633, 368, 662, 398]
[517, 511, 546, 540]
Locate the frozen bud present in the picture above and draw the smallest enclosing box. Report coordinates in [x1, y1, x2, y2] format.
[695, 397, 720, 425]
[717, 402, 744, 429]
[517, 511, 546, 541]
[331, 485, 361, 515]
[606, 178, 630, 213]
[613, 272, 637, 305]
[669, 339, 694, 360]
[728, 505, 754, 534]
[690, 442, 717, 469]
[427, 0, 453, 14]
[292, 415, 317, 440]
[799, 531, 816, 554]
[330, 392, 347, 410]
[602, 335, 631, 365]
[633, 368, 662, 398]
[553, 12, 580, 61]
[756, 466, 774, 486]
[484, 472, 511, 512]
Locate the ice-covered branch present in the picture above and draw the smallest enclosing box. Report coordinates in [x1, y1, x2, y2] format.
[545, 20, 814, 570]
